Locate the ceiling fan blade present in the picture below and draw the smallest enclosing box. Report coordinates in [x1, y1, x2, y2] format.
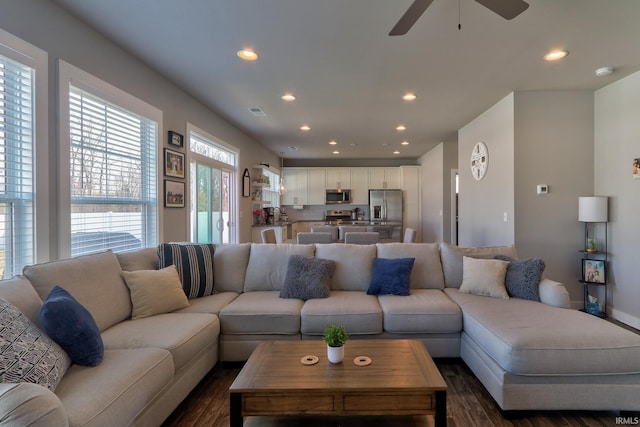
[474, 0, 529, 20]
[389, 0, 435, 36]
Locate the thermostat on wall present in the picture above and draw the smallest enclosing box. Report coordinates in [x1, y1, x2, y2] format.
[537, 184, 549, 195]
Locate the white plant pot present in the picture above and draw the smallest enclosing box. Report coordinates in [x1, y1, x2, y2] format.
[327, 345, 344, 364]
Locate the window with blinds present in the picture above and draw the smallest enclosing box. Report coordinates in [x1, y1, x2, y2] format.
[69, 86, 157, 256]
[0, 54, 34, 279]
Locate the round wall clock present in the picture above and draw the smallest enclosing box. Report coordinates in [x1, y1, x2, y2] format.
[470, 141, 488, 181]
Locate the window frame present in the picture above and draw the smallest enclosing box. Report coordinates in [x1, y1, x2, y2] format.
[0, 29, 48, 276]
[58, 60, 162, 258]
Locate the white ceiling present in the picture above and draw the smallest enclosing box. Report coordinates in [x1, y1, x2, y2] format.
[53, 0, 640, 160]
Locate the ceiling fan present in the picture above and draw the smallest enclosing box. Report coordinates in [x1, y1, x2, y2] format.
[389, 0, 529, 36]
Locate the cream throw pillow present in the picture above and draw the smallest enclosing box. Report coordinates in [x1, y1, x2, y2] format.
[121, 266, 190, 319]
[459, 256, 509, 299]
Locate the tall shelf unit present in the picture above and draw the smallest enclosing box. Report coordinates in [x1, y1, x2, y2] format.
[577, 196, 609, 318]
[251, 165, 272, 225]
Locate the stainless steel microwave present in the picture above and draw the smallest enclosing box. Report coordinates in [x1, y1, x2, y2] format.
[325, 189, 351, 204]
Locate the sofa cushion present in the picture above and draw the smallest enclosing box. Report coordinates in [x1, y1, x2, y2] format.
[280, 255, 335, 300]
[0, 382, 67, 427]
[0, 298, 71, 391]
[116, 247, 159, 271]
[174, 291, 239, 316]
[40, 286, 104, 367]
[0, 275, 44, 328]
[377, 289, 462, 334]
[101, 313, 219, 372]
[301, 291, 383, 335]
[55, 348, 173, 427]
[23, 250, 131, 332]
[367, 257, 415, 296]
[244, 244, 315, 291]
[219, 291, 303, 335]
[495, 255, 545, 301]
[121, 265, 190, 319]
[459, 257, 509, 299]
[445, 288, 640, 375]
[376, 243, 445, 289]
[314, 244, 376, 292]
[214, 243, 251, 293]
[158, 243, 216, 298]
[440, 242, 517, 289]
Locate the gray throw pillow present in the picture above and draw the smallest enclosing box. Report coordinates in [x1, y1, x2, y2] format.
[280, 255, 336, 301]
[495, 255, 545, 301]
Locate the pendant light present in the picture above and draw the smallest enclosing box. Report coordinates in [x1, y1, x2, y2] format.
[279, 152, 286, 195]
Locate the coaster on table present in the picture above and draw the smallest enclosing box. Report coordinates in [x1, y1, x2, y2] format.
[353, 356, 372, 366]
[301, 355, 319, 365]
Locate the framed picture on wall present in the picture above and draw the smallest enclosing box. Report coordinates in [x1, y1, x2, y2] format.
[164, 180, 185, 208]
[583, 259, 605, 284]
[168, 130, 184, 148]
[164, 148, 185, 179]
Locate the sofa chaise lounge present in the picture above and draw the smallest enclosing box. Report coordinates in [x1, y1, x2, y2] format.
[1, 242, 639, 426]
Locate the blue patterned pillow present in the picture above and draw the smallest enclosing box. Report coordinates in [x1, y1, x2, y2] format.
[40, 286, 104, 367]
[158, 243, 216, 298]
[367, 257, 415, 296]
[1, 298, 71, 390]
[494, 255, 545, 301]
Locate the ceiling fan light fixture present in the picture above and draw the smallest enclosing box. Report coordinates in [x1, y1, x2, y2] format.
[544, 49, 569, 61]
[237, 49, 258, 61]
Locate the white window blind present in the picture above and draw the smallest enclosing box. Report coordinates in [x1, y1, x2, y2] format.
[0, 54, 34, 278]
[69, 85, 157, 256]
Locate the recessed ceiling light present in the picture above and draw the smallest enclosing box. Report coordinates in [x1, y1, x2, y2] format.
[393, 151, 400, 155]
[332, 151, 340, 155]
[329, 140, 337, 145]
[396, 125, 406, 131]
[237, 49, 258, 61]
[401, 141, 409, 146]
[544, 49, 569, 61]
[300, 125, 310, 131]
[281, 93, 296, 101]
[402, 93, 417, 101]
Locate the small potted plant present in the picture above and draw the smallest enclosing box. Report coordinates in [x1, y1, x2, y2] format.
[323, 324, 349, 363]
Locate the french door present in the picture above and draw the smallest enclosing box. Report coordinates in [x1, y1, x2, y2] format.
[191, 161, 234, 244]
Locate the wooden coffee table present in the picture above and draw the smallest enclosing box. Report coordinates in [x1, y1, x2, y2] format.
[229, 339, 447, 427]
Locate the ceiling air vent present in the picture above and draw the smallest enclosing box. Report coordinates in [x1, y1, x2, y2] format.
[248, 107, 267, 117]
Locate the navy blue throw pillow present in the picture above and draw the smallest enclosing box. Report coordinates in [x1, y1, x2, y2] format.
[367, 257, 415, 296]
[40, 286, 104, 367]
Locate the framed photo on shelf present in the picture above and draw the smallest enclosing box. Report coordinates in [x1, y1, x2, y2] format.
[164, 180, 185, 208]
[164, 148, 185, 179]
[583, 259, 605, 284]
[168, 130, 184, 148]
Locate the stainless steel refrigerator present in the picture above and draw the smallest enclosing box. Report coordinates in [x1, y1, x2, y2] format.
[368, 189, 403, 241]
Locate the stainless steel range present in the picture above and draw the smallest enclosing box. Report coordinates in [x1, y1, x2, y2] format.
[325, 209, 352, 225]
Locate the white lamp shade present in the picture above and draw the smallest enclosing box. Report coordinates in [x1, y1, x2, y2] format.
[578, 197, 608, 222]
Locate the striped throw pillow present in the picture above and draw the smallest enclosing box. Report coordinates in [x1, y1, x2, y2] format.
[158, 243, 216, 298]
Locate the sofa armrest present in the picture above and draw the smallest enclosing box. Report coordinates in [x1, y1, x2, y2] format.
[538, 278, 571, 309]
[0, 383, 68, 427]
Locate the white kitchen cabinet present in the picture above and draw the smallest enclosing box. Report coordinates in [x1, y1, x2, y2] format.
[368, 167, 401, 189]
[282, 168, 308, 205]
[350, 167, 369, 205]
[325, 168, 351, 189]
[307, 168, 326, 205]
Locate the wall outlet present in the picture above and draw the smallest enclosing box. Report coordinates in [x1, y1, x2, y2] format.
[537, 184, 549, 195]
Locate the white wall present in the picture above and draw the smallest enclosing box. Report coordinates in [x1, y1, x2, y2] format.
[0, 0, 278, 252]
[458, 93, 515, 247]
[595, 71, 640, 328]
[513, 91, 594, 300]
[418, 144, 444, 243]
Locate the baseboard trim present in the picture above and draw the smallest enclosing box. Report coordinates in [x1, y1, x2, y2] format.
[609, 308, 640, 331]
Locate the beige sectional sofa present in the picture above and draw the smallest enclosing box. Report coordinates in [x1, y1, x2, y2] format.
[1, 242, 640, 426]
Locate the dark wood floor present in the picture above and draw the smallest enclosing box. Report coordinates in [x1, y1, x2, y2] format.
[162, 356, 634, 427]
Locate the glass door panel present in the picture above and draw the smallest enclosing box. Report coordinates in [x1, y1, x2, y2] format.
[192, 161, 232, 244]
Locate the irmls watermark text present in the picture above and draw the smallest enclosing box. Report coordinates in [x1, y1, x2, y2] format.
[616, 416, 640, 425]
